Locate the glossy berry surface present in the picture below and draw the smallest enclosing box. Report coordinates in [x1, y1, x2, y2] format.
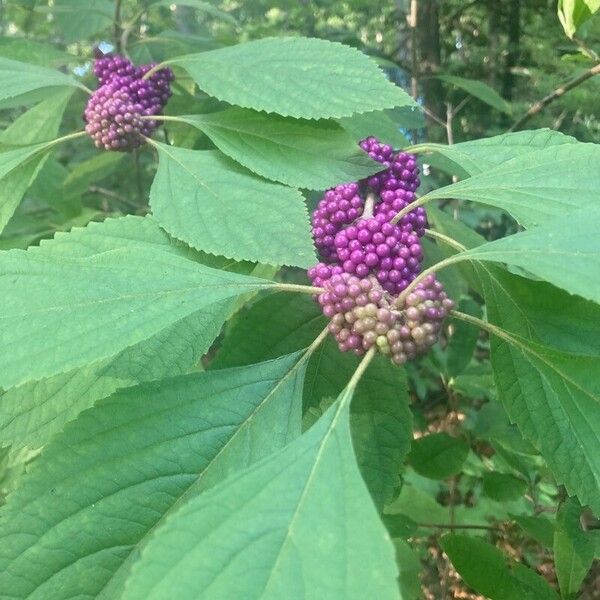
[333, 213, 423, 295]
[84, 54, 174, 152]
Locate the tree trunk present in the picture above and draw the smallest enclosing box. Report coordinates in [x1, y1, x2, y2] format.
[417, 0, 444, 133]
[502, 0, 521, 100]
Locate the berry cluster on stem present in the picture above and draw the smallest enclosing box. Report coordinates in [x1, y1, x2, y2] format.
[308, 137, 454, 366]
[84, 53, 174, 151]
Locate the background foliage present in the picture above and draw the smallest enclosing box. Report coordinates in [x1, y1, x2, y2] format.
[0, 1, 599, 599]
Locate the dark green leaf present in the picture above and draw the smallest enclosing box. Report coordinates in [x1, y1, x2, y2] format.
[409, 433, 469, 480]
[436, 74, 511, 113]
[482, 472, 527, 502]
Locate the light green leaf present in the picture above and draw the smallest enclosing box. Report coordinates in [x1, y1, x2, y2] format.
[0, 215, 275, 389]
[170, 36, 416, 119]
[51, 0, 113, 43]
[393, 539, 422, 599]
[0, 299, 239, 455]
[558, 0, 600, 38]
[212, 292, 412, 510]
[411, 129, 576, 177]
[0, 38, 75, 68]
[422, 142, 600, 227]
[62, 152, 125, 198]
[121, 387, 399, 600]
[446, 297, 481, 377]
[436, 74, 511, 113]
[149, 0, 237, 24]
[442, 535, 560, 600]
[175, 109, 381, 189]
[338, 109, 411, 148]
[0, 87, 73, 147]
[149, 141, 315, 267]
[554, 498, 596, 597]
[0, 143, 53, 233]
[409, 433, 469, 480]
[481, 276, 600, 514]
[453, 207, 600, 304]
[0, 57, 82, 104]
[0, 353, 309, 599]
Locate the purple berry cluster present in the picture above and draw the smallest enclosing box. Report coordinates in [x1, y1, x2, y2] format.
[311, 183, 364, 261]
[308, 136, 455, 365]
[307, 265, 454, 364]
[84, 54, 174, 152]
[333, 214, 422, 295]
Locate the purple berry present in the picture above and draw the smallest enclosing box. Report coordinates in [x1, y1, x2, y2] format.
[85, 54, 175, 152]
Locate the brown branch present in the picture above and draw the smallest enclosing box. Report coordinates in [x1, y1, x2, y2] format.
[509, 63, 600, 131]
[113, 0, 123, 53]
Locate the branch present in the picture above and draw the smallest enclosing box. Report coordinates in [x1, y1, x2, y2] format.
[509, 63, 600, 131]
[113, 0, 123, 53]
[416, 521, 502, 532]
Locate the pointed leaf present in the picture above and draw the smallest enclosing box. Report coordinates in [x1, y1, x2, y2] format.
[0, 353, 309, 599]
[176, 109, 381, 189]
[454, 207, 600, 303]
[0, 57, 82, 103]
[170, 36, 416, 119]
[554, 498, 595, 597]
[442, 535, 560, 600]
[121, 387, 399, 599]
[558, 0, 600, 38]
[51, 0, 113, 43]
[149, 142, 315, 267]
[213, 292, 412, 510]
[412, 129, 576, 177]
[437, 74, 511, 114]
[409, 433, 469, 480]
[0, 216, 274, 388]
[423, 143, 600, 227]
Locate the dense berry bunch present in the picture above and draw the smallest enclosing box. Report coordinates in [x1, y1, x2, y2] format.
[308, 136, 454, 365]
[84, 54, 174, 151]
[308, 266, 454, 364]
[311, 183, 364, 261]
[333, 213, 422, 295]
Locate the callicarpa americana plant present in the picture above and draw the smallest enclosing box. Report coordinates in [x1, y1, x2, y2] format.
[0, 2, 598, 599]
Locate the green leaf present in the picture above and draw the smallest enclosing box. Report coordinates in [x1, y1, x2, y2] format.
[0, 143, 52, 233]
[0, 57, 82, 104]
[446, 297, 481, 377]
[554, 498, 595, 598]
[510, 514, 555, 548]
[482, 472, 527, 502]
[558, 0, 600, 38]
[51, 0, 113, 43]
[170, 36, 416, 119]
[0, 297, 241, 455]
[393, 538, 422, 599]
[212, 292, 412, 510]
[120, 386, 399, 600]
[0, 215, 275, 389]
[436, 74, 511, 114]
[0, 38, 75, 68]
[0, 353, 309, 599]
[62, 152, 126, 198]
[149, 142, 315, 267]
[175, 109, 381, 189]
[441, 535, 560, 600]
[455, 207, 600, 304]
[481, 274, 600, 514]
[338, 109, 410, 148]
[409, 433, 469, 480]
[0, 87, 73, 147]
[412, 129, 576, 177]
[422, 143, 600, 227]
[149, 0, 237, 24]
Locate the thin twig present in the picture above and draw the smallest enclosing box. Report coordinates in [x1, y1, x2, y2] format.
[134, 149, 144, 204]
[509, 63, 600, 131]
[424, 229, 467, 252]
[113, 0, 123, 53]
[88, 185, 138, 210]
